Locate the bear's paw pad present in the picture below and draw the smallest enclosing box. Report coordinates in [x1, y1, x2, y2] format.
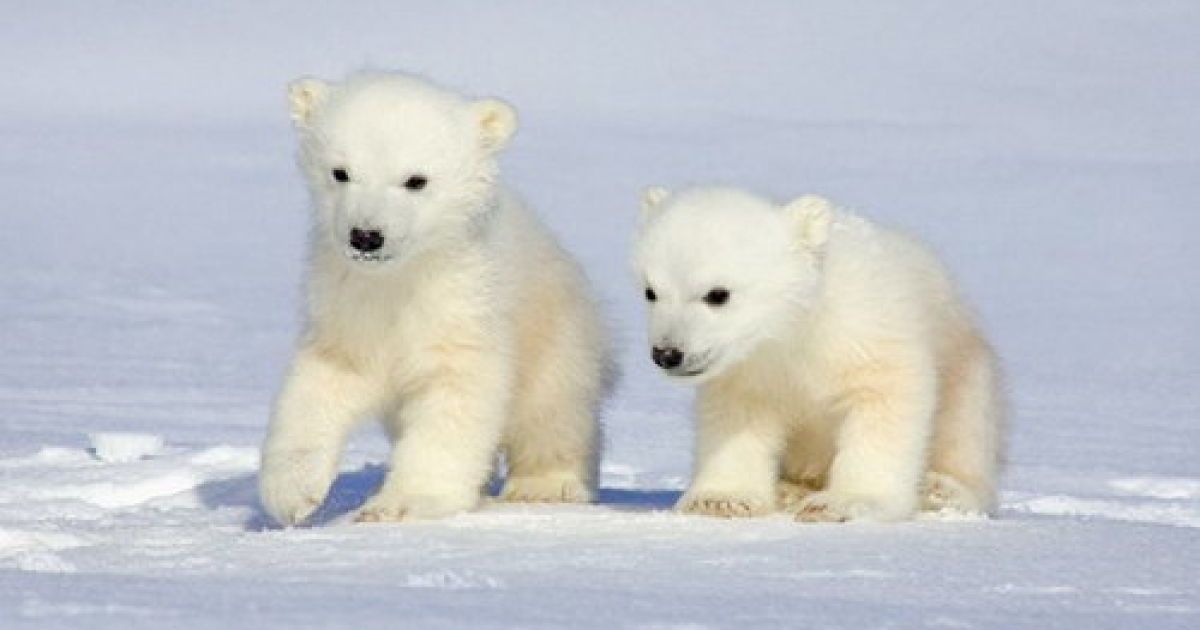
[792, 491, 884, 523]
[676, 491, 773, 518]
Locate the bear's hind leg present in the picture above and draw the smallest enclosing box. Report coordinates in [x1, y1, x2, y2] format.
[777, 425, 833, 510]
[924, 336, 1004, 514]
[500, 405, 597, 504]
[498, 288, 606, 505]
[499, 362, 602, 504]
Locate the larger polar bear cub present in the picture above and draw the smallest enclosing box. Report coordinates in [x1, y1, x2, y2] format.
[633, 187, 1004, 522]
[259, 72, 610, 526]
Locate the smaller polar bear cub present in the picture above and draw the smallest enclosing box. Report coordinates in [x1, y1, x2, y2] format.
[259, 72, 610, 526]
[633, 187, 1003, 522]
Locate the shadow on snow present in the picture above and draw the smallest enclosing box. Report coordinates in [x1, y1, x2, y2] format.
[194, 464, 681, 531]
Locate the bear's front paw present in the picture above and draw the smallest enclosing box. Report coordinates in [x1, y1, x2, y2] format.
[676, 489, 774, 518]
[499, 474, 592, 504]
[792, 491, 899, 523]
[258, 448, 337, 527]
[355, 491, 478, 523]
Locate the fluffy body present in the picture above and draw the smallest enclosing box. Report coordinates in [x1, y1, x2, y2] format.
[633, 187, 1003, 522]
[259, 72, 610, 526]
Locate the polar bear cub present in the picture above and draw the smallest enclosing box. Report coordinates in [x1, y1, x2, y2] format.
[633, 187, 1003, 522]
[259, 72, 610, 526]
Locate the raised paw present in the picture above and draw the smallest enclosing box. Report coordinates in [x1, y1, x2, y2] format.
[258, 448, 337, 527]
[676, 489, 774, 518]
[354, 491, 477, 523]
[921, 472, 987, 514]
[500, 474, 592, 504]
[792, 491, 890, 523]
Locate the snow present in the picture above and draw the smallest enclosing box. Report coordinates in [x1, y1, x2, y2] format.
[1, 1, 1198, 628]
[88, 432, 165, 464]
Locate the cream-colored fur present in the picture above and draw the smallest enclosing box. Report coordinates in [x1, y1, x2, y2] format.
[259, 72, 609, 526]
[633, 187, 1003, 522]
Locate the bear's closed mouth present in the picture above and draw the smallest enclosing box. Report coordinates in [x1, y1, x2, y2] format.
[345, 249, 394, 264]
[672, 353, 716, 378]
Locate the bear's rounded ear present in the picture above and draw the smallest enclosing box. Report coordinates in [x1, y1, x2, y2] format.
[783, 194, 834, 249]
[287, 77, 330, 127]
[471, 98, 518, 152]
[640, 186, 671, 222]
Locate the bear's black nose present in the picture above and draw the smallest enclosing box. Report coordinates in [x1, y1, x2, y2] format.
[652, 346, 684, 370]
[349, 228, 385, 253]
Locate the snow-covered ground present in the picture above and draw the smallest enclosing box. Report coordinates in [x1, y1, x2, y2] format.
[2, 2, 1198, 628]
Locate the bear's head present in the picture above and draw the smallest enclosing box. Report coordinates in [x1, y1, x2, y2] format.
[288, 71, 516, 268]
[632, 187, 833, 382]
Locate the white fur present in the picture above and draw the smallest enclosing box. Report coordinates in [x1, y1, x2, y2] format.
[633, 187, 1004, 522]
[260, 72, 610, 526]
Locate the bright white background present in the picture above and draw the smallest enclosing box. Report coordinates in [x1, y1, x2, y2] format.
[1, 2, 1197, 628]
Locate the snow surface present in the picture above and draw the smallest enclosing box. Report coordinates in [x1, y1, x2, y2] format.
[2, 2, 1198, 628]
[87, 432, 165, 464]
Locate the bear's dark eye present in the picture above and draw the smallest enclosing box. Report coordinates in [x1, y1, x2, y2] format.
[404, 174, 428, 191]
[644, 287, 657, 302]
[331, 168, 350, 183]
[703, 288, 730, 306]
